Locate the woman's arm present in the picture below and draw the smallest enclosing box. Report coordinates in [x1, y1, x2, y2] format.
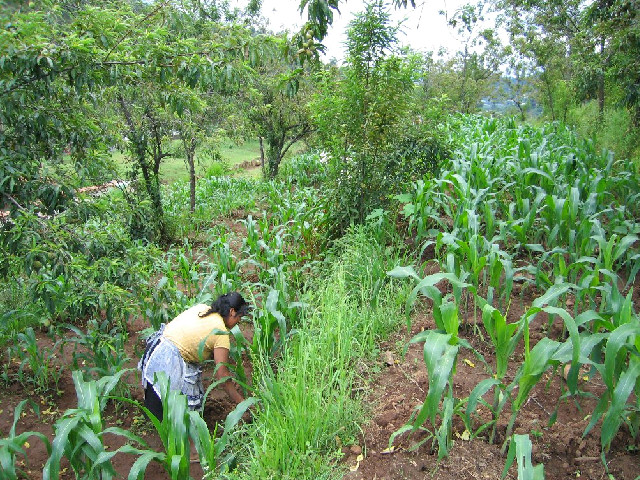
[213, 347, 244, 404]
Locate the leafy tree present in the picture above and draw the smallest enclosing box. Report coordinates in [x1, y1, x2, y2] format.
[444, 2, 506, 113]
[311, 0, 434, 235]
[0, 0, 278, 241]
[498, 0, 583, 122]
[585, 0, 640, 126]
[246, 49, 314, 179]
[0, 4, 116, 216]
[499, 0, 640, 128]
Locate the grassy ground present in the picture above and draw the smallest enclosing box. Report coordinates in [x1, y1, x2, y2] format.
[112, 138, 263, 183]
[113, 138, 305, 183]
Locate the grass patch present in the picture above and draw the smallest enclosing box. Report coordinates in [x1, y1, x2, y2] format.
[234, 224, 409, 479]
[110, 138, 307, 184]
[109, 139, 262, 184]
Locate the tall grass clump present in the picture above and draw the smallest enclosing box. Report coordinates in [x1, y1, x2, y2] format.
[236, 224, 409, 479]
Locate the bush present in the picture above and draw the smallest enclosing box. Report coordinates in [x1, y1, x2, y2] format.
[568, 101, 640, 166]
[204, 160, 232, 178]
[278, 153, 327, 188]
[386, 123, 451, 185]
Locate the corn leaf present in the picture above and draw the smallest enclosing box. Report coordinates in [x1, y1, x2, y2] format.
[502, 434, 545, 480]
[600, 357, 640, 451]
[602, 322, 640, 392]
[415, 331, 459, 427]
[514, 337, 560, 411]
[465, 378, 499, 430]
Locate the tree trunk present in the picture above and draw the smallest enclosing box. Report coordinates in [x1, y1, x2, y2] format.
[117, 95, 167, 241]
[266, 132, 285, 179]
[597, 35, 606, 121]
[514, 99, 525, 121]
[259, 136, 265, 171]
[542, 71, 556, 121]
[182, 137, 197, 213]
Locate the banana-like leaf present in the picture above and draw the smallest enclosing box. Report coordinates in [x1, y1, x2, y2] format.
[128, 451, 166, 480]
[482, 304, 522, 379]
[224, 396, 257, 434]
[531, 283, 572, 309]
[513, 338, 560, 411]
[435, 396, 454, 459]
[43, 414, 82, 480]
[387, 265, 421, 281]
[542, 306, 580, 393]
[414, 331, 459, 428]
[601, 322, 640, 392]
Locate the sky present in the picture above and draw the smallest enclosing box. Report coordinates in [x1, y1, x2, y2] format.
[241, 0, 472, 63]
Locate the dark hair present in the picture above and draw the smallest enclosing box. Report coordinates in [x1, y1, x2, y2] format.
[199, 291, 250, 320]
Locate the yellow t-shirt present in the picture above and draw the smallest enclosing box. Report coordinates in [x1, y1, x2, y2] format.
[162, 304, 230, 363]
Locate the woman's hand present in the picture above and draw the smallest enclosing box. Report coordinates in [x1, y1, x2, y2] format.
[213, 347, 244, 404]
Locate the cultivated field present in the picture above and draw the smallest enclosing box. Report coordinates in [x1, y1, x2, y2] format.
[1, 116, 638, 480]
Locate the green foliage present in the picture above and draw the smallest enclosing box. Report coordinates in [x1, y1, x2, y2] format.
[4, 327, 63, 394]
[245, 270, 399, 477]
[247, 49, 313, 179]
[204, 160, 232, 178]
[385, 123, 451, 185]
[66, 320, 131, 386]
[310, 1, 440, 235]
[164, 176, 262, 237]
[0, 400, 51, 480]
[237, 222, 408, 478]
[502, 434, 545, 480]
[278, 152, 328, 188]
[189, 397, 257, 477]
[43, 370, 131, 480]
[568, 101, 640, 165]
[109, 373, 256, 480]
[391, 115, 640, 463]
[502, 0, 640, 140]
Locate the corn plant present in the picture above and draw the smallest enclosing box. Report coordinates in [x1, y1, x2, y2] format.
[136, 373, 191, 478]
[388, 267, 476, 458]
[104, 373, 256, 479]
[43, 369, 130, 480]
[475, 303, 524, 442]
[502, 434, 545, 480]
[250, 288, 295, 358]
[65, 320, 130, 388]
[0, 400, 51, 480]
[387, 266, 470, 332]
[13, 327, 63, 393]
[392, 330, 461, 459]
[170, 240, 205, 298]
[207, 236, 240, 278]
[140, 271, 190, 331]
[499, 299, 585, 453]
[189, 397, 257, 477]
[585, 319, 640, 451]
